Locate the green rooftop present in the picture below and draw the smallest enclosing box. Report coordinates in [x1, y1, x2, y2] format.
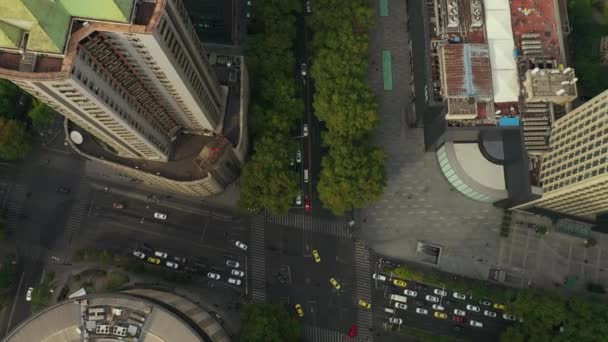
[0, 0, 136, 54]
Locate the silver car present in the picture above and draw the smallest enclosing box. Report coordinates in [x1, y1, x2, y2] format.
[231, 269, 244, 277]
[425, 295, 439, 303]
[226, 260, 240, 268]
[207, 272, 221, 280]
[228, 278, 242, 286]
[389, 317, 403, 325]
[235, 241, 248, 251]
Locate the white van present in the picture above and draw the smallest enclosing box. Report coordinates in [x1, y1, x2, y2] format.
[304, 169, 309, 183]
[390, 294, 408, 303]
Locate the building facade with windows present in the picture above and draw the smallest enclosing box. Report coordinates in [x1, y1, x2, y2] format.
[514, 89, 608, 220]
[0, 0, 248, 196]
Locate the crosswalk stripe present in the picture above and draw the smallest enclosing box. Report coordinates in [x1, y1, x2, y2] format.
[302, 324, 353, 342]
[3, 183, 28, 233]
[267, 213, 350, 238]
[61, 180, 91, 244]
[354, 242, 373, 340]
[38, 153, 84, 173]
[249, 215, 267, 303]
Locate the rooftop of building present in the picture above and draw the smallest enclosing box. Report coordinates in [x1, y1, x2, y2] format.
[0, 0, 136, 54]
[441, 44, 493, 99]
[3, 292, 211, 342]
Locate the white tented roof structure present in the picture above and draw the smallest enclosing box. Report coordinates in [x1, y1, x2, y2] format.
[484, 0, 519, 102]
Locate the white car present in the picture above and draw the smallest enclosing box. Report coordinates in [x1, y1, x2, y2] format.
[479, 299, 492, 306]
[235, 241, 248, 251]
[226, 260, 240, 268]
[154, 212, 167, 220]
[301, 63, 307, 76]
[466, 304, 480, 312]
[132, 250, 145, 259]
[453, 309, 466, 316]
[165, 261, 179, 269]
[296, 150, 302, 163]
[231, 269, 244, 277]
[154, 251, 168, 259]
[470, 320, 483, 328]
[433, 289, 447, 297]
[372, 273, 387, 281]
[26, 287, 33, 301]
[303, 124, 309, 137]
[415, 308, 428, 315]
[228, 278, 242, 286]
[384, 307, 395, 314]
[305, 0, 311, 13]
[503, 313, 517, 321]
[295, 195, 302, 206]
[394, 302, 407, 310]
[389, 317, 403, 325]
[207, 272, 221, 280]
[403, 289, 417, 297]
[425, 295, 439, 303]
[483, 310, 497, 318]
[452, 292, 466, 300]
[432, 304, 445, 311]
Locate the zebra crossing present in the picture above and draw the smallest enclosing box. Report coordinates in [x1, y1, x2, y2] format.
[354, 242, 373, 341]
[61, 180, 91, 245]
[16, 241, 50, 262]
[302, 324, 355, 342]
[3, 183, 28, 234]
[38, 153, 84, 173]
[267, 213, 351, 238]
[249, 215, 267, 303]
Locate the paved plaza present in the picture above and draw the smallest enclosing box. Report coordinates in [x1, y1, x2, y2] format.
[361, 0, 503, 280]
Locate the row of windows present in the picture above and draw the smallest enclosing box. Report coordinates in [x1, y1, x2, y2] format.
[542, 182, 608, 215]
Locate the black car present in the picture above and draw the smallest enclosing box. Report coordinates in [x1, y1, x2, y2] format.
[415, 300, 426, 307]
[56, 186, 70, 194]
[415, 283, 429, 291]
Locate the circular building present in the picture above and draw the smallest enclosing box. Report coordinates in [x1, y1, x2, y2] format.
[3, 289, 230, 342]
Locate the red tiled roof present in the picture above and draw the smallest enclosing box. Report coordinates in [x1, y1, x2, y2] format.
[442, 44, 493, 98]
[510, 0, 562, 63]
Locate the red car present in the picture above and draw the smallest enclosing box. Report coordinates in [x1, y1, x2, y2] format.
[452, 315, 464, 324]
[112, 202, 125, 209]
[305, 196, 311, 212]
[347, 325, 358, 338]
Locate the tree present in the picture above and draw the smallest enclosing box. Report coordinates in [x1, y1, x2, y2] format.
[28, 100, 56, 129]
[240, 303, 301, 342]
[0, 80, 21, 119]
[317, 143, 385, 215]
[0, 220, 5, 241]
[0, 118, 31, 160]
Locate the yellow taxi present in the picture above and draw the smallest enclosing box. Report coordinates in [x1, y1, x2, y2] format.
[312, 249, 321, 263]
[358, 299, 371, 309]
[433, 311, 448, 319]
[330, 277, 341, 291]
[146, 256, 161, 265]
[392, 279, 407, 288]
[493, 303, 507, 311]
[295, 304, 304, 317]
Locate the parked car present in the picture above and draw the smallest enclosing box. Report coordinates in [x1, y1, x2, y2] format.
[295, 304, 304, 317]
[393, 279, 407, 287]
[503, 313, 517, 321]
[228, 278, 242, 286]
[425, 295, 439, 303]
[154, 251, 168, 259]
[132, 250, 146, 259]
[231, 269, 244, 277]
[305, 196, 311, 212]
[403, 289, 417, 297]
[433, 289, 447, 296]
[358, 299, 371, 309]
[165, 261, 179, 269]
[470, 320, 483, 328]
[154, 212, 167, 220]
[493, 303, 507, 311]
[453, 309, 466, 316]
[330, 277, 341, 290]
[26, 287, 33, 301]
[303, 124, 309, 137]
[235, 241, 248, 251]
[301, 63, 307, 77]
[312, 249, 321, 263]
[226, 260, 240, 268]
[434, 311, 448, 319]
[112, 202, 125, 209]
[372, 273, 386, 281]
[56, 186, 70, 194]
[479, 299, 492, 306]
[384, 307, 395, 314]
[415, 308, 428, 315]
[347, 325, 358, 337]
[295, 195, 302, 206]
[207, 272, 221, 280]
[146, 257, 161, 265]
[452, 315, 465, 324]
[432, 304, 445, 311]
[483, 310, 497, 318]
[296, 150, 302, 163]
[394, 302, 407, 310]
[466, 304, 480, 312]
[452, 292, 467, 300]
[389, 317, 403, 324]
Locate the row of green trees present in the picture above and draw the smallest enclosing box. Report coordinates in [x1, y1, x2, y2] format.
[0, 80, 56, 160]
[239, 303, 301, 342]
[238, 0, 303, 214]
[309, 0, 385, 215]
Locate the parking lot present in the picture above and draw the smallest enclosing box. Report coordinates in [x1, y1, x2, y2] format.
[369, 259, 513, 341]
